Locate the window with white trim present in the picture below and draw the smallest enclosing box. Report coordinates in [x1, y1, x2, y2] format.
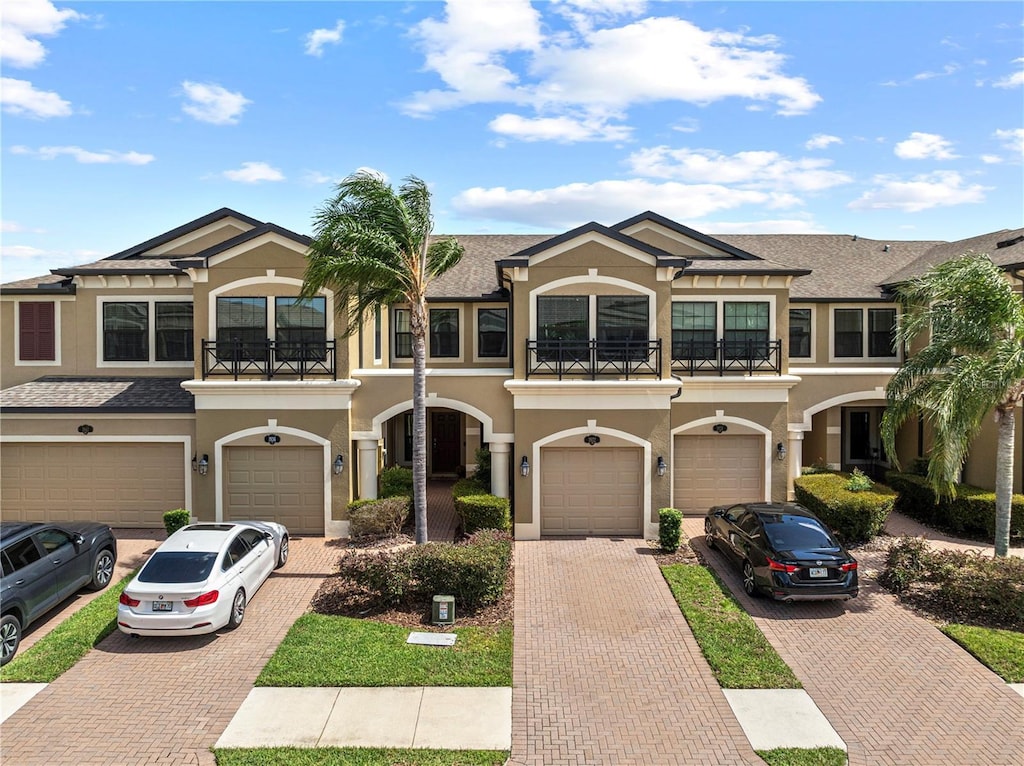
[216, 297, 267, 359]
[102, 300, 193, 363]
[393, 308, 412, 358]
[789, 308, 812, 358]
[19, 302, 56, 361]
[477, 308, 508, 358]
[430, 308, 459, 357]
[832, 306, 897, 359]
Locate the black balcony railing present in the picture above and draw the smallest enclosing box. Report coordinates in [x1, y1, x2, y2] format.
[526, 339, 662, 379]
[671, 339, 782, 376]
[201, 339, 336, 380]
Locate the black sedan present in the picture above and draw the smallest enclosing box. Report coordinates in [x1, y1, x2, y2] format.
[704, 503, 858, 602]
[1, 521, 118, 666]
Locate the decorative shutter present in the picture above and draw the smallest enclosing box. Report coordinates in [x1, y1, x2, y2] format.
[19, 302, 55, 361]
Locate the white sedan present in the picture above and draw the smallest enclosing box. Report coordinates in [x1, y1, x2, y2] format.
[117, 521, 288, 637]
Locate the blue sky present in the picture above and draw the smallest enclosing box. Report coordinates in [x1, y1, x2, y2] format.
[2, 0, 1022, 284]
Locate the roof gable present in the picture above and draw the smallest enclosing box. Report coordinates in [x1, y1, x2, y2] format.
[613, 211, 761, 260]
[106, 208, 264, 260]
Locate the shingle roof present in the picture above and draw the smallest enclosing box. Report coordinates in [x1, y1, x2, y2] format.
[0, 377, 194, 413]
[0, 275, 74, 293]
[882, 228, 1024, 286]
[54, 258, 186, 276]
[427, 234, 551, 298]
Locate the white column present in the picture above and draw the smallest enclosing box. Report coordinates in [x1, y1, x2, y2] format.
[489, 442, 511, 499]
[357, 439, 379, 499]
[787, 431, 804, 500]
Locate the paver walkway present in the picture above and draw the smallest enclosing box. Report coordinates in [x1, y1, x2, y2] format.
[0, 535, 337, 766]
[684, 518, 1024, 766]
[511, 537, 761, 766]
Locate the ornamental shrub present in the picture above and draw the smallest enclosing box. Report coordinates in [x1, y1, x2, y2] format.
[454, 493, 511, 534]
[473, 447, 492, 492]
[347, 496, 410, 537]
[378, 466, 414, 498]
[338, 550, 412, 605]
[163, 508, 191, 536]
[845, 468, 874, 492]
[409, 529, 513, 608]
[658, 508, 682, 553]
[452, 477, 487, 498]
[793, 472, 896, 545]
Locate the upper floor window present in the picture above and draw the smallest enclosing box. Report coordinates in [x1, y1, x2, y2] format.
[217, 297, 267, 358]
[101, 299, 193, 364]
[19, 302, 55, 361]
[430, 308, 459, 358]
[789, 308, 812, 358]
[537, 295, 587, 344]
[478, 308, 508, 358]
[393, 308, 412, 358]
[275, 297, 326, 360]
[672, 301, 716, 359]
[155, 303, 194, 361]
[374, 305, 383, 362]
[723, 302, 769, 358]
[868, 308, 897, 357]
[597, 296, 648, 344]
[833, 307, 897, 359]
[104, 302, 148, 361]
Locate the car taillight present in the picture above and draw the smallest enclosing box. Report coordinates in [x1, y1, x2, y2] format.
[183, 590, 219, 607]
[119, 593, 140, 607]
[767, 558, 800, 574]
[840, 561, 858, 572]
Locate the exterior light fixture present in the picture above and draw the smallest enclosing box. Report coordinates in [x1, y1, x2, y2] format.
[776, 442, 787, 461]
[520, 456, 530, 477]
[712, 424, 728, 434]
[191, 454, 198, 472]
[583, 434, 601, 446]
[657, 456, 667, 477]
[77, 424, 94, 435]
[333, 454, 344, 475]
[198, 454, 209, 475]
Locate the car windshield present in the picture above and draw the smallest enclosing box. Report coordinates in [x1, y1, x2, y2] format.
[138, 551, 218, 583]
[762, 515, 838, 550]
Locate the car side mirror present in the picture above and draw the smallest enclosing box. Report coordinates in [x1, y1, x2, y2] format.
[712, 508, 725, 517]
[73, 533, 85, 547]
[263, 532, 273, 541]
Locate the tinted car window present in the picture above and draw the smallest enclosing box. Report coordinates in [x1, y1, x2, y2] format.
[737, 513, 761, 536]
[36, 528, 73, 553]
[139, 552, 218, 583]
[2, 551, 15, 577]
[762, 515, 839, 550]
[3, 538, 42, 572]
[238, 529, 265, 548]
[222, 537, 250, 570]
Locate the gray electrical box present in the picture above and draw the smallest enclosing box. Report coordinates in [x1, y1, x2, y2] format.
[432, 595, 455, 625]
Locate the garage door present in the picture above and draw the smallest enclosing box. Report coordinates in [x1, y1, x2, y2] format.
[0, 442, 185, 527]
[540, 447, 642, 536]
[673, 434, 764, 514]
[224, 446, 324, 534]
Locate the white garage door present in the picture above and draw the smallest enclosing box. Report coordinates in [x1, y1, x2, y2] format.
[224, 446, 324, 534]
[674, 434, 764, 514]
[0, 442, 185, 527]
[540, 447, 642, 536]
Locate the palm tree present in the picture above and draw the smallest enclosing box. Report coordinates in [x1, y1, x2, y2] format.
[301, 171, 464, 544]
[881, 252, 1024, 556]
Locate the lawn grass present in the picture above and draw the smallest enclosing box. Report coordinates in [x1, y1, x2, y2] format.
[0, 574, 131, 683]
[942, 624, 1024, 683]
[661, 564, 800, 689]
[756, 747, 848, 766]
[256, 614, 512, 687]
[214, 747, 508, 766]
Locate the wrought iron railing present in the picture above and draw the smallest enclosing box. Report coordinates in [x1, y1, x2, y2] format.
[671, 339, 782, 376]
[526, 339, 662, 379]
[201, 339, 336, 380]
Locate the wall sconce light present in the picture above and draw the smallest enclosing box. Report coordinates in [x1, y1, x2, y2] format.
[583, 434, 601, 446]
[197, 454, 209, 475]
[776, 442, 787, 461]
[77, 424, 94, 435]
[191, 454, 198, 472]
[656, 456, 667, 477]
[520, 456, 530, 477]
[712, 423, 728, 434]
[333, 454, 344, 475]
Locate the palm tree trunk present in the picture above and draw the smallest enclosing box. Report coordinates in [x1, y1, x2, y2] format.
[411, 301, 429, 545]
[993, 406, 1015, 557]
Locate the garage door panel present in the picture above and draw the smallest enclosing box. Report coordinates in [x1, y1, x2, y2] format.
[673, 435, 764, 514]
[541, 447, 642, 536]
[224, 446, 324, 535]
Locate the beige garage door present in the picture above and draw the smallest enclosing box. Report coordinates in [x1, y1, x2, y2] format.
[673, 434, 764, 515]
[540, 447, 642, 536]
[224, 446, 324, 534]
[0, 442, 185, 527]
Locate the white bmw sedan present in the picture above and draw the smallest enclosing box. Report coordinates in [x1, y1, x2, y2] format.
[117, 521, 288, 637]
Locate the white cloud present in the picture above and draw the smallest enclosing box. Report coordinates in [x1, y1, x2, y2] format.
[12, 144, 154, 164]
[0, 244, 48, 258]
[993, 58, 1024, 88]
[994, 128, 1024, 157]
[403, 1, 820, 142]
[893, 132, 958, 160]
[848, 171, 989, 213]
[180, 81, 250, 125]
[706, 218, 827, 234]
[1, 220, 44, 233]
[0, 0, 84, 69]
[980, 154, 1003, 164]
[627, 147, 852, 192]
[0, 76, 71, 118]
[671, 117, 700, 134]
[489, 112, 631, 142]
[911, 63, 960, 81]
[805, 133, 842, 150]
[221, 161, 285, 183]
[304, 20, 345, 57]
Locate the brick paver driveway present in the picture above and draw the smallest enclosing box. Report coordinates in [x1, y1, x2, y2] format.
[685, 519, 1024, 766]
[1, 535, 337, 766]
[512, 537, 760, 766]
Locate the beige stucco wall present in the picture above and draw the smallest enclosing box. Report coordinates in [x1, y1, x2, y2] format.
[2, 297, 81, 388]
[963, 407, 1024, 494]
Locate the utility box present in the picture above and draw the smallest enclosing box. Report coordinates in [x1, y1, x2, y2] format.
[432, 595, 455, 625]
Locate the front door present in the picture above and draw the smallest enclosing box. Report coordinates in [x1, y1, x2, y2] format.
[430, 411, 461, 475]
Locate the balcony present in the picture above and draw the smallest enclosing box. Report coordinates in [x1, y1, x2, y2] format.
[201, 339, 337, 380]
[671, 339, 782, 376]
[526, 339, 662, 380]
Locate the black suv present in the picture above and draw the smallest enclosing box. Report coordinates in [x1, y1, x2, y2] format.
[1, 522, 117, 666]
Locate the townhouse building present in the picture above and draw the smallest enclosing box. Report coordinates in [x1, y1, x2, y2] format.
[2, 208, 1022, 539]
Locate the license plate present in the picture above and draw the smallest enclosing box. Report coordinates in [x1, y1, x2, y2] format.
[808, 567, 828, 578]
[152, 601, 173, 611]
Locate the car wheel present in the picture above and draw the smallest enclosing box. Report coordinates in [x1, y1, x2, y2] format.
[742, 560, 759, 597]
[704, 519, 716, 550]
[1, 614, 21, 667]
[275, 534, 289, 569]
[88, 548, 116, 591]
[226, 589, 246, 630]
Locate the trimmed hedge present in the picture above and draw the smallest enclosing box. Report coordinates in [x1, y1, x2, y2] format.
[454, 494, 511, 534]
[452, 477, 488, 498]
[659, 508, 682, 553]
[885, 472, 1024, 543]
[379, 466, 414, 498]
[347, 496, 410, 537]
[163, 508, 191, 536]
[793, 472, 896, 545]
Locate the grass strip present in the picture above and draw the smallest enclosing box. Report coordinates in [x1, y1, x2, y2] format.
[756, 747, 848, 766]
[1, 574, 132, 683]
[661, 564, 800, 689]
[941, 624, 1024, 683]
[256, 614, 512, 687]
[214, 747, 509, 766]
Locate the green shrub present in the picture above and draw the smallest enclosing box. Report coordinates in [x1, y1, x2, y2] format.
[886, 472, 1024, 542]
[658, 508, 682, 553]
[378, 466, 414, 498]
[909, 457, 931, 476]
[845, 467, 874, 492]
[793, 472, 896, 545]
[163, 508, 191, 536]
[473, 447, 492, 492]
[410, 530, 512, 608]
[452, 477, 488, 498]
[454, 493, 511, 534]
[347, 496, 410, 537]
[338, 550, 412, 605]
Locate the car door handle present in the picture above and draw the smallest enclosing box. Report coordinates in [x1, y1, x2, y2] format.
[15, 579, 26, 585]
